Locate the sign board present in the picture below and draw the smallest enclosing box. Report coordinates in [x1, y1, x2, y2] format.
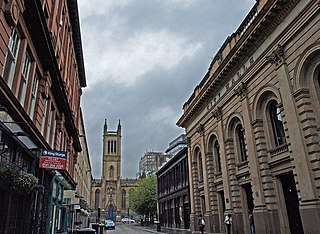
[39, 149, 67, 170]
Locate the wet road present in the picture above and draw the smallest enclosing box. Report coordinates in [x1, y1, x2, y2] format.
[104, 223, 156, 234]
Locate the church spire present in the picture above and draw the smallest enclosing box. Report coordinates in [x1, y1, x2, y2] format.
[104, 118, 108, 135]
[117, 119, 121, 134]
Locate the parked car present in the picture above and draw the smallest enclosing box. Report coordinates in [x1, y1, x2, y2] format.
[121, 217, 135, 223]
[105, 220, 115, 230]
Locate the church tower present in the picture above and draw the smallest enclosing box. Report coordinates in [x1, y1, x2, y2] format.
[101, 119, 122, 220]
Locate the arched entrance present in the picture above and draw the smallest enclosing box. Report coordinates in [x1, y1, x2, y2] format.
[280, 173, 303, 234]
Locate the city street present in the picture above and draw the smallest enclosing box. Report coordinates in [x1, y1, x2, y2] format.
[103, 224, 156, 234]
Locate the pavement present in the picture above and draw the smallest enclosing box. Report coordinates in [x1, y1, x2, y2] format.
[135, 224, 225, 234]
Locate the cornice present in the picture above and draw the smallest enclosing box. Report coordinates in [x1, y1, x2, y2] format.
[177, 0, 301, 128]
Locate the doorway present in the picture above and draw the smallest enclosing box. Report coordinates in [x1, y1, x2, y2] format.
[280, 173, 304, 234]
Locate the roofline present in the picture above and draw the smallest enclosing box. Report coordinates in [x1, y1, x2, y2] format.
[67, 0, 87, 87]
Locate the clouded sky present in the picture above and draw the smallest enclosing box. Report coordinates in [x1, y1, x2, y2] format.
[78, 0, 255, 179]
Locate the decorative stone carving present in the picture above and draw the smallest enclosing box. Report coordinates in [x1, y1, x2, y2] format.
[234, 82, 247, 99]
[196, 124, 205, 136]
[266, 44, 285, 67]
[212, 107, 222, 119]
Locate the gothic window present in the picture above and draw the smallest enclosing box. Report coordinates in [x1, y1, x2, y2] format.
[214, 140, 222, 173]
[269, 100, 286, 147]
[108, 140, 110, 153]
[95, 189, 100, 209]
[121, 190, 126, 208]
[109, 166, 114, 179]
[114, 141, 117, 154]
[236, 124, 247, 162]
[110, 140, 113, 153]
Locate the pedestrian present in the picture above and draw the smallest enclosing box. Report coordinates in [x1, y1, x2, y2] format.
[224, 214, 232, 234]
[249, 211, 255, 234]
[198, 214, 205, 234]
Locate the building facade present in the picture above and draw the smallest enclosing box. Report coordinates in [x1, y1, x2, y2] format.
[91, 120, 137, 222]
[157, 147, 190, 230]
[138, 151, 172, 177]
[73, 109, 92, 229]
[0, 0, 86, 233]
[165, 134, 187, 156]
[178, 0, 320, 234]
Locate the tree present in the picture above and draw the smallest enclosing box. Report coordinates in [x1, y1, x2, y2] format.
[129, 175, 157, 221]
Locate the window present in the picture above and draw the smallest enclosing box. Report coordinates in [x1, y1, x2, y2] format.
[236, 124, 247, 162]
[121, 190, 126, 208]
[2, 28, 21, 88]
[214, 141, 222, 173]
[197, 149, 203, 182]
[109, 166, 114, 179]
[17, 51, 31, 105]
[95, 189, 100, 209]
[269, 101, 286, 146]
[41, 98, 49, 134]
[108, 140, 110, 153]
[29, 73, 39, 119]
[46, 104, 55, 142]
[114, 141, 117, 153]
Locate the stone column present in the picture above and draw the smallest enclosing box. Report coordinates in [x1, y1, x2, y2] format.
[234, 81, 269, 233]
[212, 107, 230, 233]
[197, 124, 214, 233]
[266, 44, 320, 233]
[186, 137, 196, 231]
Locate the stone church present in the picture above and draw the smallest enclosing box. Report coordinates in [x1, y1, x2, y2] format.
[91, 120, 137, 222]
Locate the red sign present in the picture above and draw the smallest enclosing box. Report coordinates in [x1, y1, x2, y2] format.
[39, 150, 67, 170]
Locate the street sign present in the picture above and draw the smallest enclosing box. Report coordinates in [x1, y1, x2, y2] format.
[39, 149, 67, 170]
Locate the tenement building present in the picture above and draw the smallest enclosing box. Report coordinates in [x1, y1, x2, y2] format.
[91, 120, 137, 222]
[0, 0, 86, 233]
[177, 0, 320, 234]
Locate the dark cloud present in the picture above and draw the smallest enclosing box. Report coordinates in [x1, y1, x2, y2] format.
[79, 0, 255, 178]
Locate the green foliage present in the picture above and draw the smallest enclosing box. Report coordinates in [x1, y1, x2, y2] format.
[0, 163, 38, 193]
[129, 175, 157, 217]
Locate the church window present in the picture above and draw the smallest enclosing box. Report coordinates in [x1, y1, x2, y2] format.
[95, 189, 100, 209]
[121, 190, 126, 208]
[114, 141, 117, 153]
[108, 140, 110, 153]
[269, 100, 286, 147]
[109, 166, 114, 179]
[110, 140, 113, 153]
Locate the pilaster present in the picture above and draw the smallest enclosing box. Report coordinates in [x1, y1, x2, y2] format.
[267, 44, 320, 233]
[235, 82, 269, 234]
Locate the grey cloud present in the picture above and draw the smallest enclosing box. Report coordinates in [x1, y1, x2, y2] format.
[79, 0, 256, 178]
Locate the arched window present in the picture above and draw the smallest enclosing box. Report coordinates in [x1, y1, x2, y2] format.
[121, 190, 126, 208]
[109, 166, 114, 179]
[108, 140, 110, 153]
[196, 149, 203, 182]
[110, 140, 114, 153]
[95, 189, 100, 209]
[236, 124, 247, 162]
[114, 141, 117, 153]
[269, 100, 286, 146]
[214, 140, 222, 173]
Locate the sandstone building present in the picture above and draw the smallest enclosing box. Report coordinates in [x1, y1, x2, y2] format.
[91, 120, 137, 222]
[0, 0, 87, 233]
[178, 0, 320, 233]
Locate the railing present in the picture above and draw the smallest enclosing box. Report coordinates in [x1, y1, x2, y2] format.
[268, 143, 289, 157]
